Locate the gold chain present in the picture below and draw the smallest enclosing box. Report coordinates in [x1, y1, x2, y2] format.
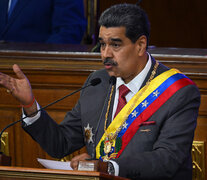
[104, 85, 115, 132]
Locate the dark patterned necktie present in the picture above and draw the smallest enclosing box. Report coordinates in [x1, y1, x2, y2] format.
[114, 84, 130, 118]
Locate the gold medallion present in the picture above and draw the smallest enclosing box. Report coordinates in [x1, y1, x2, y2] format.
[104, 140, 112, 154]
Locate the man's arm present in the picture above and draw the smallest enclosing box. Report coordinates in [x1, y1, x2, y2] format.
[22, 73, 96, 158]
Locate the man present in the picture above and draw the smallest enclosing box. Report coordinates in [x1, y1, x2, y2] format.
[0, 3, 200, 180]
[0, 0, 86, 44]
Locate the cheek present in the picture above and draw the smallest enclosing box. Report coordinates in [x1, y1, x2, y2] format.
[116, 50, 137, 68]
[115, 50, 129, 63]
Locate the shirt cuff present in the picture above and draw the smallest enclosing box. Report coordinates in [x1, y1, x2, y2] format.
[22, 101, 41, 126]
[109, 160, 119, 176]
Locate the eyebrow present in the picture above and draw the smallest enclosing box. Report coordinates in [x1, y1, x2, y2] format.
[110, 38, 122, 42]
[98, 37, 122, 43]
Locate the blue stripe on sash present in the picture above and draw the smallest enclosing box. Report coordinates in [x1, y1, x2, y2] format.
[117, 73, 187, 137]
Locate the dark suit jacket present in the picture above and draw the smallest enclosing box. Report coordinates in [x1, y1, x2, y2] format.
[0, 0, 86, 43]
[23, 58, 200, 179]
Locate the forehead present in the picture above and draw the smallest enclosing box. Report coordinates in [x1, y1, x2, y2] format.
[99, 26, 127, 41]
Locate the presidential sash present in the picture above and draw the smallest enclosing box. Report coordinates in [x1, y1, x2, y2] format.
[96, 69, 195, 160]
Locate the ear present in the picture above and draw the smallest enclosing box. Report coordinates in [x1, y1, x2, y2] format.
[135, 35, 147, 56]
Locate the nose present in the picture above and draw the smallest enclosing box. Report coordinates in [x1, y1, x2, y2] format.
[101, 45, 113, 59]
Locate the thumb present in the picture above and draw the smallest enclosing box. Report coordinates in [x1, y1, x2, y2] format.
[13, 64, 26, 79]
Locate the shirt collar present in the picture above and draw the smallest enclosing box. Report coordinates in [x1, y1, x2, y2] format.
[116, 53, 152, 94]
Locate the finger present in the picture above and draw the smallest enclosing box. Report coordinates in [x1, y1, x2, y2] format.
[70, 154, 82, 170]
[13, 64, 25, 79]
[70, 159, 79, 170]
[72, 153, 91, 161]
[0, 73, 13, 89]
[81, 153, 91, 160]
[0, 72, 6, 85]
[71, 155, 81, 162]
[7, 77, 15, 92]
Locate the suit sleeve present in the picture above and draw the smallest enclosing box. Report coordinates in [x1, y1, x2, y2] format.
[46, 0, 87, 44]
[22, 74, 93, 159]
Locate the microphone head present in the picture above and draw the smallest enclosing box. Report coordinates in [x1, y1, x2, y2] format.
[90, 78, 101, 86]
[109, 76, 116, 85]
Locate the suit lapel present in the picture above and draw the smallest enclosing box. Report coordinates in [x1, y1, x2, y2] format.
[0, 0, 9, 35]
[2, 0, 30, 35]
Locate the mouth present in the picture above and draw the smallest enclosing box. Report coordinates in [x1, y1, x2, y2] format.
[104, 63, 113, 70]
[103, 58, 117, 70]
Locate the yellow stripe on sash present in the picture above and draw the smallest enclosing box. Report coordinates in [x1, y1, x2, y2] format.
[96, 68, 180, 159]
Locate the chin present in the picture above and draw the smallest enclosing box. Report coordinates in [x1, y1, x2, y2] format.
[106, 69, 122, 79]
[107, 72, 118, 78]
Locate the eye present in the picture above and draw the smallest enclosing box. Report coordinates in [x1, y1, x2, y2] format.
[100, 42, 106, 49]
[111, 43, 121, 49]
[100, 42, 106, 47]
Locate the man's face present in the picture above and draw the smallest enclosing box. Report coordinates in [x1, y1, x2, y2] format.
[99, 26, 146, 84]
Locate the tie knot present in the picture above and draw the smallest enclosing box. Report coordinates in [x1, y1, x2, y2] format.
[119, 84, 130, 98]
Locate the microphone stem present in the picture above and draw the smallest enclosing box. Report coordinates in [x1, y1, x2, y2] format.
[42, 83, 91, 110]
[0, 83, 92, 149]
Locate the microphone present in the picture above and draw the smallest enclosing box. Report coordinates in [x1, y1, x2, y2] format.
[109, 76, 116, 85]
[90, 76, 116, 160]
[0, 78, 101, 152]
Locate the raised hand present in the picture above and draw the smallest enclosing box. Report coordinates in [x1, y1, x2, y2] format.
[0, 64, 36, 114]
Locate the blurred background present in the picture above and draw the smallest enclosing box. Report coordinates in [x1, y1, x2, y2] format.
[85, 0, 207, 48]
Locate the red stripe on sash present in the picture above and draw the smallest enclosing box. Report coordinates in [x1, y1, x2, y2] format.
[117, 78, 194, 158]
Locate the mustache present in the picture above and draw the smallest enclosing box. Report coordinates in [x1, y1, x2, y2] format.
[103, 58, 118, 66]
